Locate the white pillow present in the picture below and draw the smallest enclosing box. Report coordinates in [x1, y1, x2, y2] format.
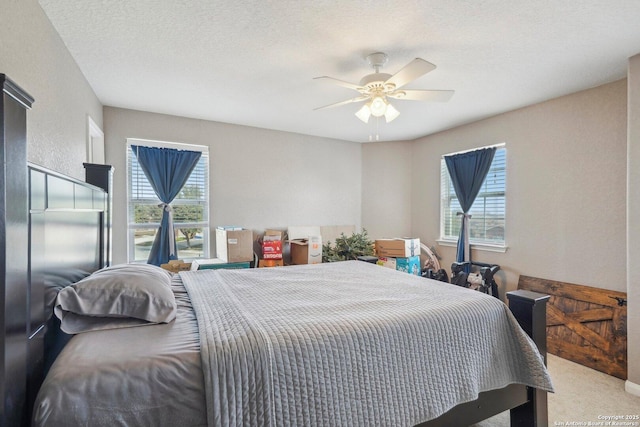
[55, 263, 177, 334]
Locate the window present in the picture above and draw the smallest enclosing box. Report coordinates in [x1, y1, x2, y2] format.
[127, 139, 210, 262]
[440, 145, 506, 248]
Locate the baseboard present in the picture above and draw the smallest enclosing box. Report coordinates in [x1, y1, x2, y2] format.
[625, 380, 640, 397]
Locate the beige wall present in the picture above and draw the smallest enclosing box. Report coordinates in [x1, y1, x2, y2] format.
[362, 77, 636, 392]
[627, 54, 640, 392]
[361, 140, 413, 239]
[392, 79, 627, 295]
[104, 107, 362, 265]
[0, 0, 102, 180]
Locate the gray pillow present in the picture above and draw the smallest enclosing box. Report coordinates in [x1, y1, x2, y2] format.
[55, 263, 177, 334]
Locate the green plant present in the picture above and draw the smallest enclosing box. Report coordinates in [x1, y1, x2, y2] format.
[322, 229, 375, 262]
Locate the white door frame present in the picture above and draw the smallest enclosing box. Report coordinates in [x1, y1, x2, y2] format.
[87, 115, 105, 164]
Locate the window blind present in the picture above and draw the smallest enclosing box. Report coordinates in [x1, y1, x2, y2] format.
[126, 139, 210, 262]
[440, 146, 506, 245]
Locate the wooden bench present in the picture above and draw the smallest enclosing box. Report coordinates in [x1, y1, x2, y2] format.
[518, 275, 627, 379]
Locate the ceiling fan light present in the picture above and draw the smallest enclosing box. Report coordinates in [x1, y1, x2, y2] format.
[355, 104, 371, 123]
[369, 96, 387, 117]
[384, 103, 400, 122]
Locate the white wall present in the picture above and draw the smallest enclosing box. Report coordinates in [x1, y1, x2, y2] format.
[0, 0, 102, 179]
[104, 107, 362, 264]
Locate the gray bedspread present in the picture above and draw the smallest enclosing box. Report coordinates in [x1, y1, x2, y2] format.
[32, 276, 207, 427]
[180, 260, 553, 427]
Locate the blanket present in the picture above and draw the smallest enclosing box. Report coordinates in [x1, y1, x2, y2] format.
[180, 261, 553, 427]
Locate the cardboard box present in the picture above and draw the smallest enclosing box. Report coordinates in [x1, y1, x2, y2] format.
[262, 240, 282, 259]
[262, 229, 283, 259]
[376, 256, 397, 270]
[258, 259, 284, 268]
[290, 236, 322, 265]
[395, 256, 421, 275]
[215, 227, 254, 263]
[375, 238, 421, 258]
[376, 256, 421, 276]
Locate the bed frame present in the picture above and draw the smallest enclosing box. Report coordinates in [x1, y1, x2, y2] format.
[25, 162, 109, 425]
[1, 75, 109, 427]
[417, 289, 550, 427]
[1, 74, 549, 426]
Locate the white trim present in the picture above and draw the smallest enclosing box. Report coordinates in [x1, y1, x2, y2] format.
[439, 145, 507, 248]
[625, 380, 640, 397]
[125, 138, 210, 262]
[127, 137, 208, 153]
[87, 116, 104, 163]
[436, 239, 508, 253]
[441, 142, 505, 158]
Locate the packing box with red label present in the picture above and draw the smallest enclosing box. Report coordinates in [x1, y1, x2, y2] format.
[262, 229, 283, 259]
[215, 227, 254, 263]
[262, 240, 282, 259]
[375, 238, 421, 258]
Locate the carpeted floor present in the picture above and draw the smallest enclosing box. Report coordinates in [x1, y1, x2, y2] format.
[472, 354, 640, 427]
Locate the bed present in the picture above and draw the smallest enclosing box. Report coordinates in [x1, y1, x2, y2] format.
[31, 261, 552, 427]
[1, 74, 553, 427]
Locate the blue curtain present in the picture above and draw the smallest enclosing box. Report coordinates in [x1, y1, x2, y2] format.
[444, 147, 496, 266]
[132, 145, 202, 266]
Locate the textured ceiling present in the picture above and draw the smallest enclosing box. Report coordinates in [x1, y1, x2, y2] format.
[39, 0, 640, 142]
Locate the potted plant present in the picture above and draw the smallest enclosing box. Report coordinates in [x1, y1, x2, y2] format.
[322, 229, 375, 262]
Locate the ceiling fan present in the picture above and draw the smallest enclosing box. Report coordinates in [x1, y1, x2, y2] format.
[314, 52, 454, 123]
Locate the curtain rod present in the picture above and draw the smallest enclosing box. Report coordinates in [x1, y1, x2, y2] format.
[441, 142, 505, 158]
[127, 137, 208, 153]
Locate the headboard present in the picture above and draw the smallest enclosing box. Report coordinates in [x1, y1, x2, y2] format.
[26, 164, 110, 426]
[29, 162, 111, 372]
[1, 74, 111, 426]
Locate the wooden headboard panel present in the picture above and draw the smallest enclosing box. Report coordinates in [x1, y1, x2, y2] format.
[28, 163, 110, 383]
[25, 164, 110, 425]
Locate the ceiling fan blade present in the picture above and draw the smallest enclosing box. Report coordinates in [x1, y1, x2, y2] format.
[313, 76, 363, 91]
[314, 95, 369, 110]
[384, 58, 436, 89]
[388, 89, 454, 102]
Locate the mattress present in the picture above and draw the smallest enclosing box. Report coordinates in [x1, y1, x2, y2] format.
[33, 261, 553, 427]
[32, 276, 207, 427]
